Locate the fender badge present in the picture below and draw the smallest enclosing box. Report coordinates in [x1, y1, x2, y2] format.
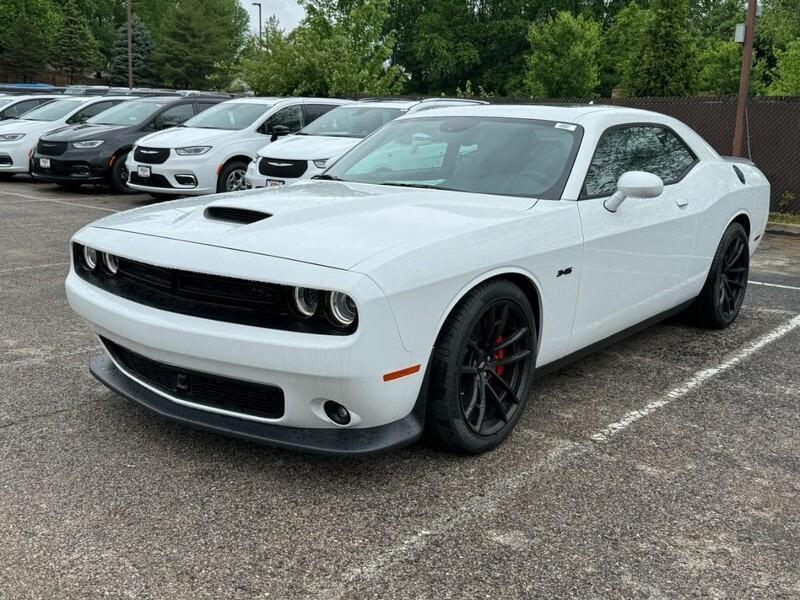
[557, 267, 573, 278]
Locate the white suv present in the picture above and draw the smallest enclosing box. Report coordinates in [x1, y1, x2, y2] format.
[126, 97, 349, 197]
[244, 98, 487, 189]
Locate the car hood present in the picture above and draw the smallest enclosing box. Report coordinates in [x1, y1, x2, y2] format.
[90, 180, 536, 270]
[256, 135, 362, 161]
[136, 127, 238, 148]
[40, 123, 130, 142]
[0, 119, 55, 134]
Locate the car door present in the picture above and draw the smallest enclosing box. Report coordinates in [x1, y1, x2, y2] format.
[569, 124, 699, 351]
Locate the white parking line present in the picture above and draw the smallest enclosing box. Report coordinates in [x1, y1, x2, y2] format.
[0, 262, 69, 275]
[1, 190, 118, 213]
[749, 280, 800, 292]
[591, 312, 800, 441]
[323, 312, 800, 598]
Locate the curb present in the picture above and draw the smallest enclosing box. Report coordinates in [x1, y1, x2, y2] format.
[766, 222, 800, 237]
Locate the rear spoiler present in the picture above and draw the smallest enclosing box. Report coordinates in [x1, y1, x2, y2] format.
[721, 155, 755, 166]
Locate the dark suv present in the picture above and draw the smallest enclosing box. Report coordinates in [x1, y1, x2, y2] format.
[31, 96, 223, 193]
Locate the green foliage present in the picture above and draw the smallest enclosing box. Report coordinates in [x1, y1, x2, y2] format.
[155, 0, 249, 89]
[0, 0, 61, 81]
[109, 14, 155, 86]
[698, 40, 743, 95]
[629, 0, 697, 96]
[600, 3, 653, 96]
[243, 0, 407, 97]
[524, 12, 601, 97]
[50, 0, 101, 83]
[769, 40, 800, 95]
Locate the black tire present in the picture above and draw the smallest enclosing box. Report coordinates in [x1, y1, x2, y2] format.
[689, 222, 749, 329]
[110, 152, 136, 194]
[216, 160, 248, 193]
[425, 280, 537, 454]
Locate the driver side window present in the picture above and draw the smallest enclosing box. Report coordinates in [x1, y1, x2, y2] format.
[154, 103, 194, 130]
[582, 125, 696, 199]
[261, 105, 304, 134]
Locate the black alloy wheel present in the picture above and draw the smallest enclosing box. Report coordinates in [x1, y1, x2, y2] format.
[426, 280, 537, 453]
[690, 221, 750, 329]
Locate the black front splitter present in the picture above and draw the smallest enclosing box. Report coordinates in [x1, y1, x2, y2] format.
[89, 354, 426, 457]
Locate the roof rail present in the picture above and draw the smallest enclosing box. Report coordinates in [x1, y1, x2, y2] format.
[357, 97, 423, 103]
[419, 97, 489, 105]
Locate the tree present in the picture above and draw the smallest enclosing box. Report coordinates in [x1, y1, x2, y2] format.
[244, 0, 407, 97]
[0, 0, 61, 82]
[50, 0, 100, 83]
[769, 40, 800, 95]
[628, 0, 697, 96]
[155, 0, 249, 89]
[109, 14, 155, 86]
[524, 12, 601, 97]
[600, 3, 653, 96]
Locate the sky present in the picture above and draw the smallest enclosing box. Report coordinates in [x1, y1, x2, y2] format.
[241, 0, 305, 33]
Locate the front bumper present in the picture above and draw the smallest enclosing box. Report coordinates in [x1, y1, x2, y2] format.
[244, 160, 322, 189]
[126, 153, 217, 196]
[90, 352, 425, 456]
[31, 150, 111, 183]
[0, 141, 34, 173]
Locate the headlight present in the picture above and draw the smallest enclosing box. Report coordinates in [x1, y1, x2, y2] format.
[81, 246, 98, 270]
[328, 291, 358, 327]
[73, 140, 104, 149]
[313, 159, 329, 169]
[102, 252, 119, 275]
[0, 133, 24, 142]
[292, 287, 320, 318]
[175, 146, 212, 156]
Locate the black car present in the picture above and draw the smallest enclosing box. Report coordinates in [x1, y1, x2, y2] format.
[31, 96, 223, 193]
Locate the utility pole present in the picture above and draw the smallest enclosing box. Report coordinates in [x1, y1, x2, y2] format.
[127, 0, 133, 91]
[252, 2, 263, 39]
[732, 0, 758, 157]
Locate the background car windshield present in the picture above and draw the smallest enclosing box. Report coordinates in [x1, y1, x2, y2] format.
[299, 106, 404, 138]
[0, 99, 12, 109]
[88, 101, 166, 126]
[325, 116, 582, 199]
[20, 99, 85, 121]
[183, 102, 273, 130]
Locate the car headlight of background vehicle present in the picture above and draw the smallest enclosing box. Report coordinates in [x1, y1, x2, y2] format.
[72, 140, 104, 149]
[313, 159, 329, 169]
[0, 133, 25, 142]
[175, 146, 212, 156]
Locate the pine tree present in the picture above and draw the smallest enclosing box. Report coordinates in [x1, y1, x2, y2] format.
[0, 0, 61, 82]
[50, 0, 100, 84]
[628, 0, 697, 96]
[109, 14, 155, 86]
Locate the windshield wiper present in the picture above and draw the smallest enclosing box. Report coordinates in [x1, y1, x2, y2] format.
[312, 174, 344, 181]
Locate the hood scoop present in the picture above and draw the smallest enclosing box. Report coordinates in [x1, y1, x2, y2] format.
[204, 206, 272, 225]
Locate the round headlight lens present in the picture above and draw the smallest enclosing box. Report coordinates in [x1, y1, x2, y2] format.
[82, 246, 97, 270]
[328, 291, 357, 327]
[102, 252, 119, 275]
[293, 287, 319, 318]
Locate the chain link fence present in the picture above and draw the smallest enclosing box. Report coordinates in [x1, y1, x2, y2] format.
[482, 95, 800, 212]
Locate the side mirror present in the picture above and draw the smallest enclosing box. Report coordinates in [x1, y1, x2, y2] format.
[604, 171, 664, 213]
[159, 120, 179, 130]
[270, 125, 290, 142]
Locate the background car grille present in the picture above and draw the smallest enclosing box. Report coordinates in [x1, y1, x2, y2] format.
[102, 337, 285, 420]
[73, 244, 355, 336]
[129, 173, 173, 188]
[258, 157, 308, 179]
[37, 141, 68, 156]
[134, 146, 170, 164]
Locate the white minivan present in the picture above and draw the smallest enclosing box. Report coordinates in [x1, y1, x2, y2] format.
[244, 98, 487, 189]
[126, 97, 349, 197]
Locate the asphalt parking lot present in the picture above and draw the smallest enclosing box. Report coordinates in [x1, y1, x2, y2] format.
[1, 177, 799, 599]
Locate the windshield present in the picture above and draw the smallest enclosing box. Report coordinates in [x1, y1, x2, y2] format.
[0, 99, 12, 109]
[183, 102, 272, 130]
[21, 99, 84, 121]
[88, 100, 166, 126]
[299, 106, 404, 138]
[324, 116, 583, 200]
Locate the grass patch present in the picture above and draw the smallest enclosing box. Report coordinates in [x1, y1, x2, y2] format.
[769, 212, 800, 225]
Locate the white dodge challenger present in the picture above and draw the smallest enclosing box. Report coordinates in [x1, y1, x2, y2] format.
[66, 105, 770, 455]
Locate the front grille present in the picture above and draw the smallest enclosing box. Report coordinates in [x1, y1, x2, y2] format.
[130, 172, 173, 188]
[102, 337, 285, 419]
[37, 140, 68, 156]
[258, 157, 308, 178]
[134, 146, 170, 164]
[73, 244, 355, 335]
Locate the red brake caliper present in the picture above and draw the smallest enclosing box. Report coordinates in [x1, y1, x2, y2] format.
[494, 335, 506, 377]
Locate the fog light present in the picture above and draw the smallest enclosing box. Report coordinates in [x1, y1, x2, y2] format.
[324, 401, 351, 425]
[82, 246, 98, 270]
[175, 174, 197, 187]
[102, 252, 119, 275]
